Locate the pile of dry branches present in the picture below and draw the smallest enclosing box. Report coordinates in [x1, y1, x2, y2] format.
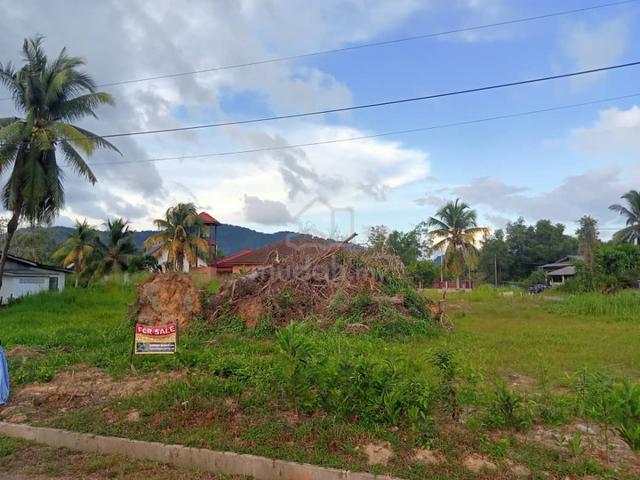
[208, 236, 432, 328]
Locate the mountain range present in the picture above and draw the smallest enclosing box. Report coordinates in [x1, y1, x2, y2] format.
[42, 224, 305, 257]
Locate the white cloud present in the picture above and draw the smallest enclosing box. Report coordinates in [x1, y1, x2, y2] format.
[561, 18, 630, 87]
[570, 105, 640, 154]
[417, 167, 639, 231]
[243, 195, 293, 226]
[0, 0, 427, 230]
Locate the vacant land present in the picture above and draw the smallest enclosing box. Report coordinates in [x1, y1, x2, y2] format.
[1, 280, 639, 479]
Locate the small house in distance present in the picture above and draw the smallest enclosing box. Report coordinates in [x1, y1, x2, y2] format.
[542, 255, 583, 286]
[0, 254, 68, 304]
[214, 238, 341, 274]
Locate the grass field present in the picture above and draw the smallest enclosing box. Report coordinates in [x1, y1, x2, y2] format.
[1, 279, 639, 479]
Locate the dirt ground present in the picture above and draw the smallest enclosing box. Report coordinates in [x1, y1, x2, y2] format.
[0, 437, 247, 479]
[0, 365, 184, 424]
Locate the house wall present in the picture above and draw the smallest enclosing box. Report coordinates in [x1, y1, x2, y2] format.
[0, 266, 65, 304]
[156, 251, 207, 272]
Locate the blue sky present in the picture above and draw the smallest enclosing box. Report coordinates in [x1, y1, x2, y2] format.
[1, 0, 639, 245]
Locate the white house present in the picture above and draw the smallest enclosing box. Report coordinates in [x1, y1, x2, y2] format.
[0, 254, 68, 304]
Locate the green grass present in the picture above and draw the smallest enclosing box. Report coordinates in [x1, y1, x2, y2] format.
[2, 282, 640, 479]
[0, 277, 224, 384]
[419, 288, 640, 382]
[549, 290, 640, 322]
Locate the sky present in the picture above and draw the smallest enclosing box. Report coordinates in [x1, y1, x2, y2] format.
[0, 0, 639, 244]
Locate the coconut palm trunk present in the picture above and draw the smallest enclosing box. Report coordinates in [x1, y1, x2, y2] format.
[0, 204, 22, 291]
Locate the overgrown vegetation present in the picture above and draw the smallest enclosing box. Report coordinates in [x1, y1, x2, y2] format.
[550, 290, 640, 321]
[2, 283, 640, 478]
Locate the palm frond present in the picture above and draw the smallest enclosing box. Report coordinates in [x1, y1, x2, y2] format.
[60, 140, 96, 183]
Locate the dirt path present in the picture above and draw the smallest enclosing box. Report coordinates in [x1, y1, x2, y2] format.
[0, 437, 246, 480]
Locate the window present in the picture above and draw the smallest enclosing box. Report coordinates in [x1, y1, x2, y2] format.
[19, 278, 45, 284]
[49, 277, 59, 292]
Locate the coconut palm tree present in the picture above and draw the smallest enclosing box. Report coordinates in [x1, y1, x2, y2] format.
[52, 219, 98, 287]
[144, 203, 208, 271]
[609, 190, 640, 245]
[91, 217, 136, 276]
[425, 199, 488, 289]
[0, 36, 118, 290]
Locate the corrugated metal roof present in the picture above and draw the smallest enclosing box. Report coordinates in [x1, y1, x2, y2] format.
[547, 265, 576, 276]
[1, 253, 70, 274]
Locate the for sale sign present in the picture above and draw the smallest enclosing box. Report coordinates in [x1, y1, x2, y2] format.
[134, 323, 177, 355]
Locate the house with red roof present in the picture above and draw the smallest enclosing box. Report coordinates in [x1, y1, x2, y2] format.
[213, 237, 342, 274]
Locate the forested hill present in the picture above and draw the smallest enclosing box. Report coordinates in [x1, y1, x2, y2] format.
[54, 224, 305, 255]
[8, 224, 307, 264]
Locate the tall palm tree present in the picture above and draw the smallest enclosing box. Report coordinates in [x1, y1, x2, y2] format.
[0, 36, 118, 290]
[52, 219, 98, 287]
[609, 190, 640, 245]
[145, 203, 208, 272]
[91, 217, 136, 276]
[425, 199, 488, 289]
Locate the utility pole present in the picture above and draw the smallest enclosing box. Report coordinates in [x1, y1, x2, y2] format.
[494, 254, 498, 288]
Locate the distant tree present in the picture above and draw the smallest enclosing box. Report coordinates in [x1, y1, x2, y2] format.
[0, 225, 57, 264]
[366, 225, 426, 265]
[407, 259, 439, 288]
[478, 229, 511, 286]
[128, 254, 160, 273]
[89, 218, 136, 277]
[53, 219, 98, 286]
[366, 225, 389, 251]
[497, 218, 578, 280]
[0, 36, 117, 291]
[609, 190, 640, 245]
[425, 199, 488, 288]
[576, 215, 599, 274]
[145, 203, 208, 271]
[386, 229, 426, 265]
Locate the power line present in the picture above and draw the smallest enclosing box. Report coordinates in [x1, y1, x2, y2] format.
[81, 92, 640, 167]
[0, 0, 637, 101]
[92, 61, 640, 139]
[2, 62, 640, 149]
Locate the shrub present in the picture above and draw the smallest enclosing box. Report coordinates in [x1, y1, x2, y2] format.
[525, 269, 547, 288]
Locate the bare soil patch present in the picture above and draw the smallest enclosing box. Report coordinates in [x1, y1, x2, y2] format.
[0, 365, 183, 423]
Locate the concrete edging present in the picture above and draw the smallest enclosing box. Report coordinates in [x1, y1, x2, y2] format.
[0, 421, 401, 480]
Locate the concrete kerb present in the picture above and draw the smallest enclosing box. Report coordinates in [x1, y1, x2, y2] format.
[0, 422, 402, 480]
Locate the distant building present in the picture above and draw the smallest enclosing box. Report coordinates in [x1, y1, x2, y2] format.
[0, 254, 68, 304]
[197, 211, 222, 266]
[542, 255, 584, 286]
[147, 210, 222, 272]
[214, 238, 338, 274]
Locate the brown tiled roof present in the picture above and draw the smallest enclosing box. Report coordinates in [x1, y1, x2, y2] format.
[216, 237, 337, 266]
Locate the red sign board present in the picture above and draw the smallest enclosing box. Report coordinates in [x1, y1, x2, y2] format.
[134, 323, 177, 355]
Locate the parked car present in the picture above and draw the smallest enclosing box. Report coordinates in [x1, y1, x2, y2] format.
[528, 283, 548, 294]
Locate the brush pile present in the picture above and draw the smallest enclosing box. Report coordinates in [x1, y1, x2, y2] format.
[208, 237, 434, 329]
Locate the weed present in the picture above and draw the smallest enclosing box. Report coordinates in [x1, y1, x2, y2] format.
[564, 431, 585, 457]
[431, 349, 460, 420]
[276, 322, 318, 412]
[485, 383, 533, 432]
[611, 381, 640, 451]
